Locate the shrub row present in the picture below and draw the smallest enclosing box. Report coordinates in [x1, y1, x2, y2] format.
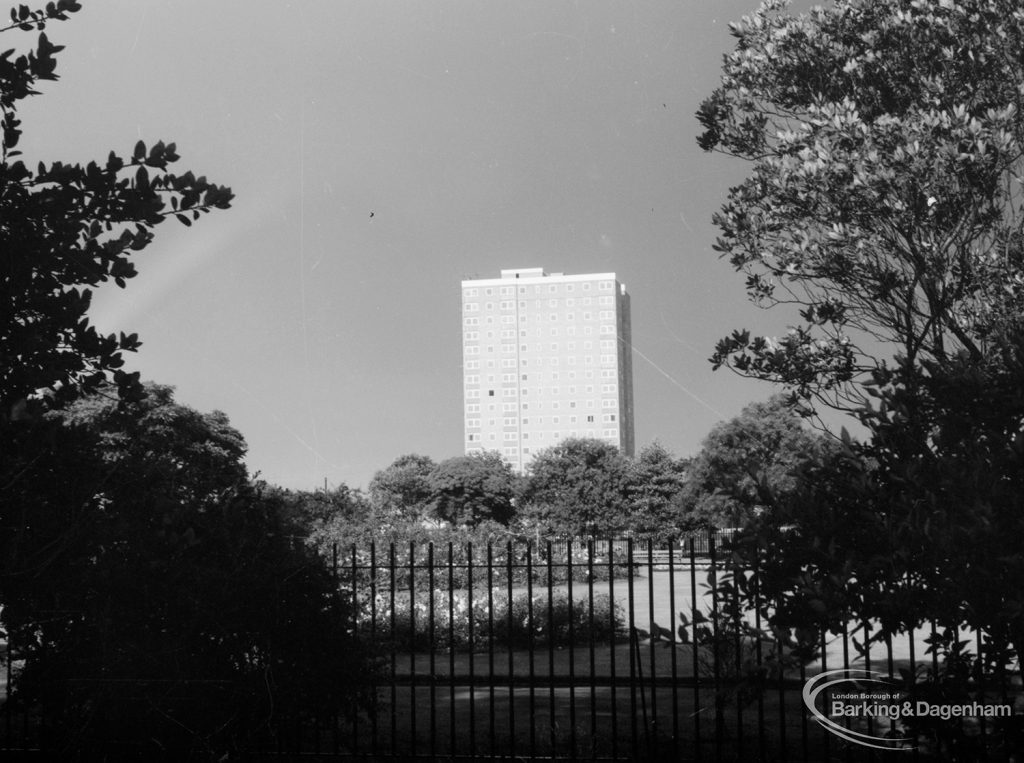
[360, 589, 623, 652]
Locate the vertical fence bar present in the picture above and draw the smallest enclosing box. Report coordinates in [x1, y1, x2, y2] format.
[487, 542, 495, 759]
[408, 541, 416, 756]
[428, 543, 436, 760]
[627, 538, 639, 761]
[975, 629, 987, 742]
[634, 618, 651, 759]
[689, 536, 702, 762]
[3, 620, 12, 752]
[908, 628, 918, 763]
[709, 532, 724, 763]
[448, 541, 456, 758]
[647, 541, 658, 752]
[527, 543, 536, 758]
[841, 622, 851, 763]
[546, 540, 557, 753]
[587, 539, 597, 762]
[733, 560, 744, 762]
[668, 539, 680, 760]
[372, 540, 380, 757]
[608, 538, 619, 763]
[568, 539, 577, 759]
[888, 630, 896, 677]
[331, 543, 340, 756]
[369, 542, 379, 758]
[467, 541, 476, 759]
[862, 621, 872, 750]
[819, 630, 829, 762]
[506, 540, 517, 760]
[351, 545, 360, 755]
[798, 652, 808, 762]
[389, 543, 397, 756]
[887, 632, 899, 743]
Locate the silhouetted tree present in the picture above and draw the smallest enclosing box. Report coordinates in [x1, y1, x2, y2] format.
[681, 396, 832, 528]
[1, 386, 370, 756]
[700, 2, 1024, 750]
[0, 3, 233, 419]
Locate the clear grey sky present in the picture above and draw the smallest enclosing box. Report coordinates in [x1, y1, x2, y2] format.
[17, 0, 827, 489]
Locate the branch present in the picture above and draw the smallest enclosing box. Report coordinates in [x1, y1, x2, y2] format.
[0, 1, 81, 35]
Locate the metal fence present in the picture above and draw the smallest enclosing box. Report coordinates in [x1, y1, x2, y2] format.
[319, 534, 1018, 761]
[331, 535, 745, 762]
[2, 532, 1020, 761]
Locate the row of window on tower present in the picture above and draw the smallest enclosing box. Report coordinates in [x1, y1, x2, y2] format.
[462, 281, 614, 299]
[466, 413, 618, 428]
[467, 427, 620, 444]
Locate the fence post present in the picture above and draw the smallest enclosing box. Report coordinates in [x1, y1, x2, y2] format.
[408, 540, 417, 755]
[668, 538, 680, 760]
[627, 537, 639, 760]
[709, 531, 724, 759]
[467, 541, 476, 758]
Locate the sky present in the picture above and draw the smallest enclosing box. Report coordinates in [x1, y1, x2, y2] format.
[16, 0, 839, 490]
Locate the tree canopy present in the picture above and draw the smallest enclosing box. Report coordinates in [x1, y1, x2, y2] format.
[58, 382, 248, 509]
[623, 442, 692, 538]
[681, 395, 832, 527]
[367, 453, 436, 520]
[698, 0, 1024, 730]
[0, 7, 374, 753]
[518, 438, 632, 536]
[425, 451, 517, 527]
[1, 385, 368, 754]
[1, 2, 233, 417]
[699, 0, 1024, 412]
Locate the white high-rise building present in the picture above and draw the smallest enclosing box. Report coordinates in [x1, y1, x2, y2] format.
[461, 267, 635, 472]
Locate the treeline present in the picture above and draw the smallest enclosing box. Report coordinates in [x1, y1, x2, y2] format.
[0, 379, 829, 757]
[274, 395, 833, 553]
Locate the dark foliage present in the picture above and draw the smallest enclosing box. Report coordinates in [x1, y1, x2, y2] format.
[1, 386, 371, 756]
[1, 2, 233, 417]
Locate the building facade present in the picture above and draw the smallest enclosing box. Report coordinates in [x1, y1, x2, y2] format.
[461, 267, 635, 472]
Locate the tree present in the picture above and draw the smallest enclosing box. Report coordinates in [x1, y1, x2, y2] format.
[367, 453, 436, 520]
[1, 385, 370, 755]
[57, 381, 248, 508]
[425, 451, 517, 527]
[518, 438, 631, 536]
[623, 441, 691, 538]
[698, 1, 1024, 745]
[681, 395, 833, 528]
[267, 482, 373, 535]
[1, 2, 233, 418]
[739, 353, 1024, 639]
[698, 0, 1024, 413]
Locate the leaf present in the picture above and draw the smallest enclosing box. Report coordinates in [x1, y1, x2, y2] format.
[106, 151, 123, 173]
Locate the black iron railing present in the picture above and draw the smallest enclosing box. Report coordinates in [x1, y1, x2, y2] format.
[3, 533, 1020, 761]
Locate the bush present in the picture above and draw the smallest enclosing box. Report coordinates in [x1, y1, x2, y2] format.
[330, 533, 639, 604]
[368, 589, 623, 652]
